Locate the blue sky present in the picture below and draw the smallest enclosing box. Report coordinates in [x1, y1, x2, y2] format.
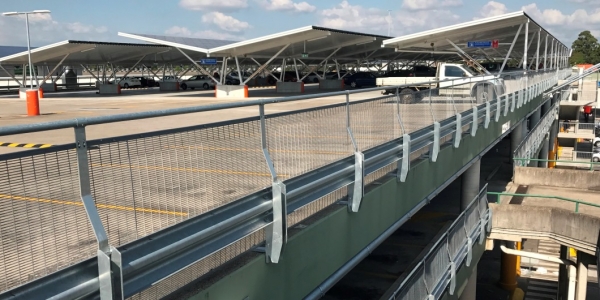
[0, 0, 598, 47]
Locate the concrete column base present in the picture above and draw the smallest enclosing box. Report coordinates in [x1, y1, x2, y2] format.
[276, 81, 304, 93]
[461, 159, 480, 211]
[319, 79, 344, 90]
[98, 84, 121, 95]
[459, 267, 477, 300]
[40, 83, 57, 92]
[215, 85, 248, 98]
[159, 81, 180, 91]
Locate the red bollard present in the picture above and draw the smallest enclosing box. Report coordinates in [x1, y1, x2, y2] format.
[26, 89, 40, 116]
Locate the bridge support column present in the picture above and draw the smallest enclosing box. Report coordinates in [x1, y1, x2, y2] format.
[510, 121, 524, 162]
[499, 241, 519, 291]
[539, 135, 549, 168]
[530, 107, 541, 130]
[460, 268, 477, 300]
[576, 253, 589, 300]
[461, 159, 480, 211]
[558, 245, 569, 300]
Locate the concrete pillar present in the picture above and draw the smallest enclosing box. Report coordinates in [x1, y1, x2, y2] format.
[541, 98, 552, 116]
[460, 267, 477, 300]
[539, 136, 549, 168]
[511, 120, 524, 161]
[499, 241, 518, 291]
[558, 245, 569, 300]
[576, 255, 588, 300]
[530, 107, 541, 129]
[461, 159, 480, 211]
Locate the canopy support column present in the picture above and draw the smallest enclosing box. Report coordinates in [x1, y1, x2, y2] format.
[40, 54, 69, 86]
[243, 44, 290, 85]
[498, 24, 523, 75]
[175, 48, 219, 83]
[116, 55, 146, 85]
[0, 64, 23, 87]
[235, 56, 243, 86]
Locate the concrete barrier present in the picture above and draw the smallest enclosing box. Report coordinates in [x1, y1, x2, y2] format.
[160, 81, 179, 92]
[276, 82, 303, 93]
[98, 84, 121, 95]
[489, 204, 599, 254]
[19, 88, 27, 99]
[216, 85, 248, 98]
[513, 166, 600, 190]
[319, 79, 344, 90]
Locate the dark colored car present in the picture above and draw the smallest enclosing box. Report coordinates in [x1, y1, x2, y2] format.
[343, 72, 377, 88]
[224, 75, 240, 85]
[133, 76, 157, 87]
[268, 71, 299, 84]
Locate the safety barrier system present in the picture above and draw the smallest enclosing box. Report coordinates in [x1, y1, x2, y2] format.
[387, 185, 491, 300]
[0, 68, 569, 299]
[558, 122, 596, 134]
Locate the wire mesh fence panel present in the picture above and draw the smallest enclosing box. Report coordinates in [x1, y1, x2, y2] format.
[423, 239, 450, 294]
[287, 187, 347, 227]
[394, 265, 427, 300]
[399, 90, 436, 134]
[88, 120, 272, 247]
[349, 95, 401, 152]
[465, 200, 480, 235]
[0, 149, 96, 292]
[265, 105, 352, 179]
[447, 217, 466, 261]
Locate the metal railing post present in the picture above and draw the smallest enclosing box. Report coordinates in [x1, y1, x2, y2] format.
[74, 126, 116, 299]
[259, 104, 287, 264]
[346, 91, 364, 212]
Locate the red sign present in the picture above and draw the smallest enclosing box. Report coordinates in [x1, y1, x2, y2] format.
[492, 40, 499, 48]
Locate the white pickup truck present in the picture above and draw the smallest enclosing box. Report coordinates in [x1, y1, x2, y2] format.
[377, 62, 505, 103]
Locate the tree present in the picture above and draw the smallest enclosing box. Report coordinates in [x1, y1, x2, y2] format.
[571, 30, 600, 64]
[569, 51, 586, 65]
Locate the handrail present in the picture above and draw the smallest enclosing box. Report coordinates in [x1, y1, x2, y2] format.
[487, 192, 600, 213]
[513, 157, 600, 171]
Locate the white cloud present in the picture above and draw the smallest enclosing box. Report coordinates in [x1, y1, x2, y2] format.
[402, 0, 462, 11]
[521, 3, 600, 43]
[201, 12, 251, 32]
[0, 15, 112, 46]
[568, 0, 600, 3]
[319, 1, 460, 36]
[164, 26, 242, 41]
[259, 0, 316, 13]
[477, 1, 509, 18]
[179, 0, 248, 11]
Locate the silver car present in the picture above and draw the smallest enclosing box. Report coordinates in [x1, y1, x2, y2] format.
[180, 75, 215, 90]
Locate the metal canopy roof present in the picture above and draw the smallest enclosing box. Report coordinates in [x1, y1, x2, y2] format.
[0, 46, 34, 58]
[0, 40, 207, 66]
[117, 33, 237, 53]
[120, 26, 397, 63]
[382, 11, 568, 59]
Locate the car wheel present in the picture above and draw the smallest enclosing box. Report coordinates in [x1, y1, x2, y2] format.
[594, 157, 600, 162]
[399, 88, 414, 104]
[123, 83, 129, 89]
[595, 141, 600, 147]
[181, 83, 188, 90]
[474, 84, 495, 104]
[203, 83, 209, 90]
[350, 81, 357, 88]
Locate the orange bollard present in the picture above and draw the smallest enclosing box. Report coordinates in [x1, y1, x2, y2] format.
[26, 90, 40, 116]
[38, 87, 44, 99]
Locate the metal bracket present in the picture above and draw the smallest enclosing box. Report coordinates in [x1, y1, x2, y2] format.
[430, 122, 440, 162]
[399, 134, 410, 182]
[511, 92, 516, 112]
[485, 102, 491, 129]
[504, 94, 509, 116]
[110, 246, 124, 300]
[449, 261, 457, 295]
[348, 152, 365, 212]
[471, 107, 478, 137]
[479, 217, 486, 245]
[98, 250, 113, 300]
[466, 236, 473, 267]
[454, 113, 462, 148]
[495, 95, 501, 122]
[266, 181, 286, 263]
[487, 209, 493, 233]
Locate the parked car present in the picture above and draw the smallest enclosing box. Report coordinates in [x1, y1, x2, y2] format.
[156, 76, 179, 87]
[110, 77, 142, 88]
[228, 71, 251, 82]
[325, 70, 348, 80]
[343, 72, 377, 88]
[268, 71, 298, 84]
[181, 75, 215, 90]
[302, 71, 323, 83]
[132, 76, 157, 87]
[224, 74, 241, 85]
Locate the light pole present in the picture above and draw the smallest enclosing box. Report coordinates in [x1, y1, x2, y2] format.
[2, 10, 51, 90]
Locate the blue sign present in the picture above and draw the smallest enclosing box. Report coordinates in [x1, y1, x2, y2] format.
[199, 58, 218, 65]
[597, 81, 600, 88]
[467, 41, 492, 48]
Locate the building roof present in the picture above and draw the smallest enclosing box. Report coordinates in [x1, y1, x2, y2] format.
[0, 46, 34, 58]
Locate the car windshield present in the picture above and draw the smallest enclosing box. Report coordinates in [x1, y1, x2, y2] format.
[460, 65, 475, 76]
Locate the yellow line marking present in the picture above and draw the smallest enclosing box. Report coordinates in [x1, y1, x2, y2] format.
[166, 145, 349, 156]
[39, 144, 52, 148]
[7, 143, 19, 147]
[90, 163, 288, 178]
[0, 193, 187, 216]
[23, 143, 36, 148]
